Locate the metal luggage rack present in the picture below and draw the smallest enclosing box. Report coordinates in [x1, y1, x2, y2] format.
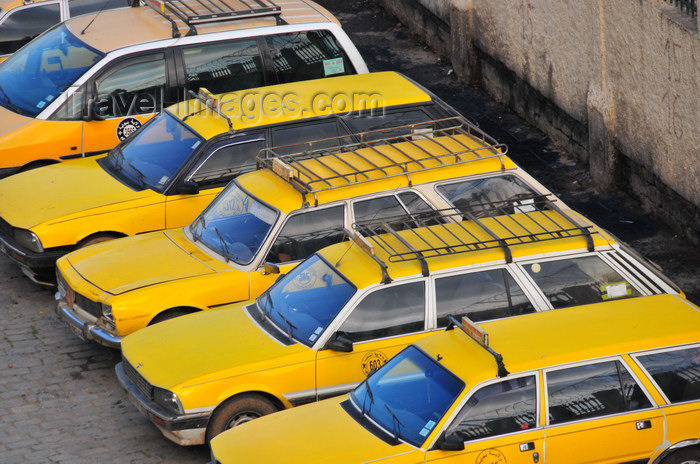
[349, 194, 596, 283]
[256, 117, 509, 207]
[147, 0, 282, 37]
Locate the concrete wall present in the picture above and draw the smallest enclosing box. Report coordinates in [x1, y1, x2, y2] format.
[375, 0, 700, 244]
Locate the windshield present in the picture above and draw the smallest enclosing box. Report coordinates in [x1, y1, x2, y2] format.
[190, 182, 278, 264]
[104, 112, 203, 192]
[0, 23, 104, 117]
[257, 255, 356, 346]
[349, 346, 464, 447]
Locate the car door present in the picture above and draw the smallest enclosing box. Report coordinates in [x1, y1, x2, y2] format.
[542, 359, 664, 463]
[424, 375, 545, 464]
[81, 53, 170, 155]
[315, 281, 430, 400]
[164, 133, 266, 228]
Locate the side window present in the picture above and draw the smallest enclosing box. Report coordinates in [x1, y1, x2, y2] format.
[636, 346, 700, 403]
[435, 269, 536, 325]
[190, 136, 265, 188]
[445, 376, 537, 441]
[68, 0, 131, 17]
[182, 39, 264, 94]
[546, 360, 651, 425]
[266, 205, 345, 263]
[266, 30, 356, 84]
[338, 282, 425, 343]
[437, 175, 542, 217]
[346, 109, 435, 140]
[0, 4, 61, 55]
[270, 121, 352, 155]
[353, 192, 436, 230]
[523, 256, 641, 310]
[94, 55, 166, 118]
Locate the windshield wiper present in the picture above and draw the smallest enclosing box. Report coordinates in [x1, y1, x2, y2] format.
[0, 84, 22, 114]
[384, 403, 405, 441]
[275, 310, 297, 342]
[125, 162, 148, 189]
[110, 148, 125, 173]
[361, 380, 375, 417]
[214, 226, 232, 262]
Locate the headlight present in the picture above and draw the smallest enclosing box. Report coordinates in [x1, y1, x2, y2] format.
[14, 229, 43, 253]
[153, 387, 183, 415]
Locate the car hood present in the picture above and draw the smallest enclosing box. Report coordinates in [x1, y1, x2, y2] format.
[0, 157, 152, 229]
[211, 397, 418, 464]
[121, 303, 309, 391]
[64, 228, 224, 295]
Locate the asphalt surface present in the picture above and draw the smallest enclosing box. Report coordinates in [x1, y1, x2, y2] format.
[1, 2, 698, 463]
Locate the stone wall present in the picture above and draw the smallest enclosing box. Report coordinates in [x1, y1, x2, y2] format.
[373, 0, 700, 245]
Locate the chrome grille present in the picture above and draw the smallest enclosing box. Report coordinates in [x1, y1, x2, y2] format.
[123, 358, 153, 400]
[74, 293, 102, 318]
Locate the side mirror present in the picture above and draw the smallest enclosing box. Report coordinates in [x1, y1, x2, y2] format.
[177, 181, 199, 195]
[263, 262, 280, 275]
[326, 333, 353, 353]
[436, 433, 464, 451]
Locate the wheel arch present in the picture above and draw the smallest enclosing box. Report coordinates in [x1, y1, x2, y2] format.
[651, 440, 700, 464]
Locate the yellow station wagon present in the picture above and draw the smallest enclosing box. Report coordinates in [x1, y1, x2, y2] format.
[116, 202, 683, 446]
[0, 0, 366, 177]
[208, 293, 700, 464]
[55, 119, 580, 348]
[0, 71, 456, 284]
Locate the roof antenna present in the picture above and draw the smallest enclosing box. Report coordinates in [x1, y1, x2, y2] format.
[81, 0, 125, 35]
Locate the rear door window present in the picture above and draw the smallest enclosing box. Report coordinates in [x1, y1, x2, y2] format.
[521, 256, 641, 309]
[182, 39, 265, 94]
[546, 360, 651, 424]
[435, 268, 536, 325]
[635, 346, 700, 404]
[265, 30, 356, 84]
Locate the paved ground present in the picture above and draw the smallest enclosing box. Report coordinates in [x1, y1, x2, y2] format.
[1, 2, 698, 464]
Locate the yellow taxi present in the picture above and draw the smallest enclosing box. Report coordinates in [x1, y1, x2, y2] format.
[116, 201, 684, 446]
[55, 118, 579, 348]
[0, 0, 133, 62]
[209, 293, 700, 464]
[0, 0, 366, 177]
[0, 71, 455, 285]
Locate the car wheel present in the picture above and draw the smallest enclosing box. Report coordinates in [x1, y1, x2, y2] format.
[206, 394, 277, 443]
[659, 447, 700, 464]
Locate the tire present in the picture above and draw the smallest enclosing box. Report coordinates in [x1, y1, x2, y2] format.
[206, 394, 277, 443]
[148, 308, 195, 325]
[659, 447, 700, 464]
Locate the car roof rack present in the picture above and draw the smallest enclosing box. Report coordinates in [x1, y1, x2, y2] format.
[147, 0, 283, 37]
[257, 117, 509, 207]
[349, 197, 596, 282]
[446, 315, 509, 377]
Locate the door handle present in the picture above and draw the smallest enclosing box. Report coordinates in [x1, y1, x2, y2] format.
[636, 420, 652, 430]
[519, 442, 535, 451]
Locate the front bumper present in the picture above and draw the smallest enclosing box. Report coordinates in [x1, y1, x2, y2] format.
[55, 292, 122, 349]
[0, 231, 65, 285]
[115, 362, 211, 446]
